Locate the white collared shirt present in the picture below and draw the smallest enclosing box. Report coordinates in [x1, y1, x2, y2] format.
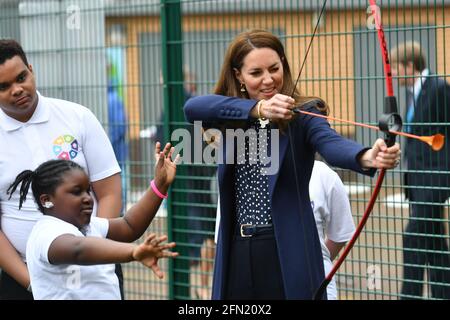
[0, 93, 120, 260]
[408, 68, 430, 104]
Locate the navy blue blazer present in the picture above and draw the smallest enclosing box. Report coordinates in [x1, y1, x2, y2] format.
[184, 94, 375, 299]
[405, 74, 450, 203]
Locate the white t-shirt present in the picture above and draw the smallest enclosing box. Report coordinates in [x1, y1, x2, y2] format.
[26, 215, 120, 300]
[309, 160, 355, 300]
[0, 93, 121, 260]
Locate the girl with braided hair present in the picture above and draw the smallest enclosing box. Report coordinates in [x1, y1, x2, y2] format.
[7, 143, 179, 300]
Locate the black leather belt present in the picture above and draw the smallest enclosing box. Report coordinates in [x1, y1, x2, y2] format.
[239, 223, 273, 237]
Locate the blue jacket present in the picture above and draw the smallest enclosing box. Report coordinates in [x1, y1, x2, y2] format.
[107, 85, 128, 164]
[184, 94, 375, 299]
[404, 74, 450, 203]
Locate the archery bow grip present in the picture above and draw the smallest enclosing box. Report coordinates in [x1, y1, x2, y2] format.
[378, 96, 403, 147]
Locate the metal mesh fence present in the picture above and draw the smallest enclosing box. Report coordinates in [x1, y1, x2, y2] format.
[1, 0, 449, 300]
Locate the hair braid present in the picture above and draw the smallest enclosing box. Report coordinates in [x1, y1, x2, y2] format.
[7, 170, 34, 209]
[7, 160, 85, 213]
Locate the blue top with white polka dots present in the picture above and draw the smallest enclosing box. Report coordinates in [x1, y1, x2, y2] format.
[235, 119, 272, 225]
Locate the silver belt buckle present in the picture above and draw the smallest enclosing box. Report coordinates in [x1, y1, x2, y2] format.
[240, 224, 253, 237]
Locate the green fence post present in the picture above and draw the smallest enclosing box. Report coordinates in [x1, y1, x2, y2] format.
[160, 0, 190, 300]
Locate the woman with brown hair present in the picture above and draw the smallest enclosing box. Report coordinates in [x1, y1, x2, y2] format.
[184, 29, 400, 299]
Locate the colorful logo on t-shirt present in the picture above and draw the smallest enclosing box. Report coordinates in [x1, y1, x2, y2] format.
[53, 135, 79, 160]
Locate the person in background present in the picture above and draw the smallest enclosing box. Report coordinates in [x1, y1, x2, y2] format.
[308, 160, 355, 300]
[391, 41, 450, 299]
[214, 159, 355, 300]
[107, 75, 128, 209]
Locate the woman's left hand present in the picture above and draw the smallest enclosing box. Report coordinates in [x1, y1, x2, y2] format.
[359, 138, 401, 169]
[154, 142, 180, 191]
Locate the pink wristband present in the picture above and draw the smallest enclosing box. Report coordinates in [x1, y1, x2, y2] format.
[150, 179, 168, 199]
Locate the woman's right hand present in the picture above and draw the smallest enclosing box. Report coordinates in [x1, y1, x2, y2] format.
[257, 93, 295, 120]
[153, 142, 180, 192]
[132, 233, 178, 279]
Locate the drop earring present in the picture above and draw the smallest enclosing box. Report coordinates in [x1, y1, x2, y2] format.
[240, 83, 246, 93]
[43, 201, 54, 209]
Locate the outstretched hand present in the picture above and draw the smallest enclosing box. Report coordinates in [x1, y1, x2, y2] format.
[360, 138, 401, 169]
[154, 142, 180, 191]
[132, 233, 178, 279]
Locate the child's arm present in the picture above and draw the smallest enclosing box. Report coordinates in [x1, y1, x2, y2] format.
[325, 239, 346, 261]
[108, 142, 179, 242]
[91, 173, 122, 219]
[0, 231, 30, 289]
[48, 233, 178, 278]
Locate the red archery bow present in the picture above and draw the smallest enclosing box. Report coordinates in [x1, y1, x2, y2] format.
[313, 0, 402, 299]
